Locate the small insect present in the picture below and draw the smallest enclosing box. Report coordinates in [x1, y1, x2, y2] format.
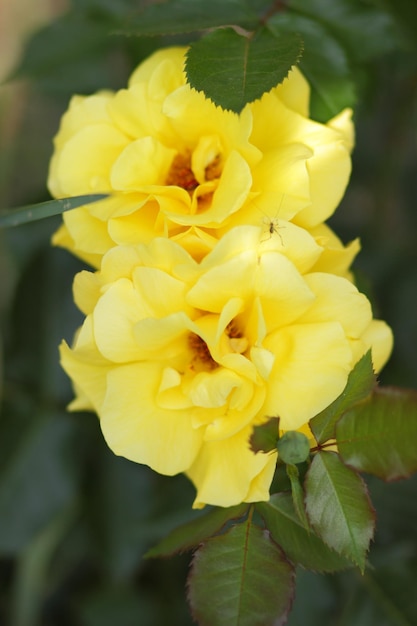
[259, 195, 286, 245]
[264, 215, 283, 241]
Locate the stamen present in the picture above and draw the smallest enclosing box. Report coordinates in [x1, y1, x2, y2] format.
[189, 333, 218, 370]
[226, 320, 243, 339]
[205, 154, 222, 181]
[226, 321, 248, 354]
[166, 153, 199, 191]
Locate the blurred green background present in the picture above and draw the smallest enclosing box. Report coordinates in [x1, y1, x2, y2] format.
[0, 1, 417, 625]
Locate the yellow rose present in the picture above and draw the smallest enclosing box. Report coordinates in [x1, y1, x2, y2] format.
[48, 46, 354, 267]
[60, 225, 392, 507]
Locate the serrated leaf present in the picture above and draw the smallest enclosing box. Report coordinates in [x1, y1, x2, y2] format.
[145, 503, 248, 558]
[185, 26, 303, 113]
[256, 493, 353, 572]
[268, 13, 356, 121]
[187, 515, 295, 626]
[336, 386, 417, 481]
[119, 0, 270, 36]
[304, 451, 375, 571]
[249, 416, 279, 454]
[0, 194, 108, 228]
[309, 351, 376, 445]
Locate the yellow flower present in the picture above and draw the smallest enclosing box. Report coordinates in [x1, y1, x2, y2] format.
[60, 225, 392, 507]
[48, 46, 354, 267]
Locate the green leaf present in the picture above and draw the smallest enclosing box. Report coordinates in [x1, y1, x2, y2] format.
[268, 13, 356, 122]
[185, 26, 303, 113]
[304, 451, 375, 571]
[278, 431, 310, 465]
[0, 194, 108, 228]
[336, 386, 417, 481]
[119, 0, 271, 36]
[288, 0, 401, 62]
[249, 416, 279, 454]
[145, 503, 248, 558]
[187, 514, 295, 626]
[257, 493, 353, 572]
[286, 463, 310, 530]
[309, 351, 376, 445]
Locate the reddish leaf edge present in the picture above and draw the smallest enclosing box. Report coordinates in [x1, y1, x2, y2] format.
[186, 511, 296, 626]
[256, 494, 356, 574]
[304, 452, 376, 573]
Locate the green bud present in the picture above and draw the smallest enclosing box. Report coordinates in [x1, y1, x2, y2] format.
[277, 431, 310, 465]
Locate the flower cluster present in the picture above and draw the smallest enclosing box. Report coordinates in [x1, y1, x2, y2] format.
[50, 47, 393, 507]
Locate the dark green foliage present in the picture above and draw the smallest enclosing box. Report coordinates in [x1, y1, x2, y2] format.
[1, 0, 417, 624]
[187, 514, 295, 626]
[0, 195, 108, 228]
[145, 503, 248, 558]
[118, 0, 271, 35]
[257, 493, 352, 572]
[249, 416, 279, 454]
[337, 386, 417, 481]
[304, 452, 375, 572]
[185, 27, 303, 112]
[10, 0, 405, 120]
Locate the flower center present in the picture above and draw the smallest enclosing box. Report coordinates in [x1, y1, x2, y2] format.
[165, 152, 222, 191]
[205, 154, 222, 181]
[188, 319, 249, 374]
[166, 153, 199, 191]
[189, 333, 218, 371]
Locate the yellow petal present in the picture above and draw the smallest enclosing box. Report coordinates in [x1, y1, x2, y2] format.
[188, 251, 256, 312]
[101, 362, 203, 474]
[255, 251, 315, 330]
[59, 325, 112, 414]
[187, 425, 274, 507]
[63, 206, 114, 258]
[360, 319, 394, 372]
[132, 266, 190, 317]
[263, 322, 352, 429]
[110, 137, 176, 190]
[300, 273, 372, 337]
[72, 270, 101, 315]
[273, 66, 310, 117]
[309, 222, 360, 279]
[327, 108, 355, 151]
[93, 278, 146, 362]
[51, 124, 129, 196]
[128, 46, 187, 87]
